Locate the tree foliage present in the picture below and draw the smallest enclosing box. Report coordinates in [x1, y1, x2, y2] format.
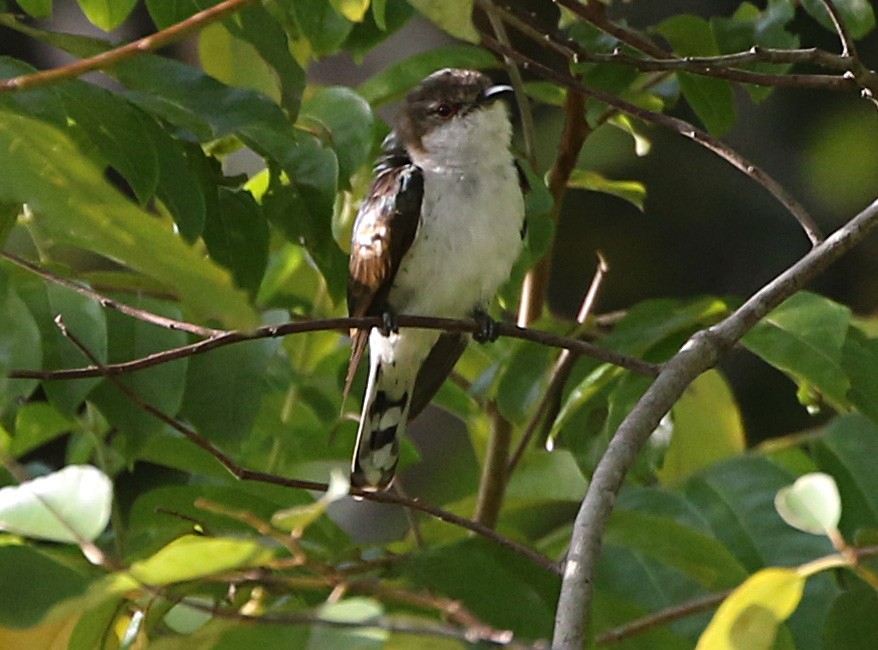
[1, 0, 877, 648]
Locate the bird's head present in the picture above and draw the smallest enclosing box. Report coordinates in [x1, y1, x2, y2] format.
[397, 68, 515, 167]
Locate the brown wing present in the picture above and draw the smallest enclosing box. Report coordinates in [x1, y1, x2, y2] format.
[344, 147, 423, 399]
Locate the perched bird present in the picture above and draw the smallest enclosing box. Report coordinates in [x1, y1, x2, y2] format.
[346, 68, 526, 490]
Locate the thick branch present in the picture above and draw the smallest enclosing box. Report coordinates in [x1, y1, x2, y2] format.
[552, 196, 878, 649]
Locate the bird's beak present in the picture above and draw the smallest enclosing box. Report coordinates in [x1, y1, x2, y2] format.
[478, 84, 514, 105]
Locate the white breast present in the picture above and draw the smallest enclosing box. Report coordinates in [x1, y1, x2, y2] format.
[388, 103, 524, 318]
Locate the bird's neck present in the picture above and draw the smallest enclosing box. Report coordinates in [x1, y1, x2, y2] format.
[407, 104, 514, 174]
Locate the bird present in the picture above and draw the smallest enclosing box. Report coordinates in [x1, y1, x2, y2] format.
[346, 68, 526, 491]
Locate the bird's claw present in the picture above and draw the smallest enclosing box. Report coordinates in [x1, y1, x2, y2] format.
[473, 310, 499, 343]
[380, 310, 399, 337]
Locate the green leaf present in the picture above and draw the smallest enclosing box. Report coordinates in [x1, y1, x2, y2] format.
[77, 0, 138, 31]
[655, 15, 736, 135]
[403, 538, 559, 639]
[58, 80, 160, 206]
[495, 342, 552, 423]
[10, 402, 72, 458]
[658, 370, 746, 484]
[145, 0, 198, 28]
[841, 326, 878, 423]
[197, 23, 281, 106]
[16, 279, 107, 416]
[802, 0, 875, 39]
[153, 130, 207, 242]
[299, 86, 374, 186]
[505, 450, 588, 503]
[261, 175, 347, 303]
[14, 0, 52, 20]
[310, 598, 387, 649]
[0, 545, 91, 628]
[742, 292, 851, 410]
[222, 2, 307, 116]
[283, 0, 354, 55]
[697, 568, 805, 650]
[812, 414, 878, 537]
[407, 0, 478, 43]
[128, 535, 274, 585]
[356, 45, 497, 105]
[683, 457, 834, 571]
[822, 587, 878, 649]
[606, 508, 748, 590]
[330, 0, 370, 22]
[88, 296, 188, 454]
[0, 268, 41, 414]
[567, 169, 646, 211]
[775, 472, 841, 536]
[179, 315, 282, 444]
[0, 465, 112, 543]
[0, 111, 256, 328]
[202, 188, 269, 295]
[0, 56, 67, 126]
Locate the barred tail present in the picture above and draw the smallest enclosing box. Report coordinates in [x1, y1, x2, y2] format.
[350, 359, 412, 491]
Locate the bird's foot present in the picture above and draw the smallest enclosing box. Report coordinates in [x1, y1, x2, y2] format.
[379, 309, 399, 337]
[473, 309, 499, 343]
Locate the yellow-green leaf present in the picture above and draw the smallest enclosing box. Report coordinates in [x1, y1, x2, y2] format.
[331, 0, 370, 22]
[658, 370, 746, 484]
[697, 568, 805, 650]
[407, 0, 478, 43]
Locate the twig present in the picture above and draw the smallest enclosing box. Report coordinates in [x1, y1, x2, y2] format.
[474, 402, 513, 528]
[518, 88, 590, 325]
[819, 0, 857, 58]
[479, 35, 824, 247]
[51, 316, 561, 575]
[508, 253, 608, 475]
[9, 315, 659, 380]
[552, 196, 878, 649]
[480, 0, 537, 170]
[1, 252, 223, 337]
[595, 589, 730, 646]
[0, 0, 259, 93]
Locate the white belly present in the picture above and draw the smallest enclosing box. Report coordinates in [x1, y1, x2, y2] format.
[388, 159, 523, 318]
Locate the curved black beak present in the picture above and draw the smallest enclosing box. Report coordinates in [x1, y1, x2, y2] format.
[477, 84, 514, 105]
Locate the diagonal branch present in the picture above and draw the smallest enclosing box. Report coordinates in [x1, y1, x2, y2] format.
[480, 36, 824, 246]
[552, 196, 878, 648]
[0, 0, 259, 93]
[52, 314, 561, 576]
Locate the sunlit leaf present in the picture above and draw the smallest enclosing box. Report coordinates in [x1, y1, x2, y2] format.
[408, 0, 478, 42]
[0, 111, 256, 328]
[567, 169, 646, 212]
[697, 568, 805, 650]
[0, 465, 111, 543]
[658, 370, 746, 484]
[77, 0, 137, 31]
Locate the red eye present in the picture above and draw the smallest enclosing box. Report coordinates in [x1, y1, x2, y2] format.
[435, 103, 457, 119]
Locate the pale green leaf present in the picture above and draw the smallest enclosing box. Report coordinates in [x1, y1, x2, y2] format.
[77, 0, 138, 31]
[407, 0, 477, 42]
[567, 169, 646, 211]
[775, 472, 841, 536]
[0, 465, 111, 543]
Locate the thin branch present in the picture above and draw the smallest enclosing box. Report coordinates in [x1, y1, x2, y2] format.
[508, 253, 608, 475]
[480, 36, 824, 247]
[51, 314, 560, 575]
[819, 0, 857, 58]
[1, 252, 222, 337]
[595, 589, 730, 647]
[480, 0, 537, 170]
[9, 314, 659, 380]
[490, 1, 854, 92]
[0, 0, 259, 93]
[474, 402, 513, 528]
[553, 196, 878, 649]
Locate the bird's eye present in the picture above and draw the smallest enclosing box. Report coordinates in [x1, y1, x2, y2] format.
[435, 103, 457, 119]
